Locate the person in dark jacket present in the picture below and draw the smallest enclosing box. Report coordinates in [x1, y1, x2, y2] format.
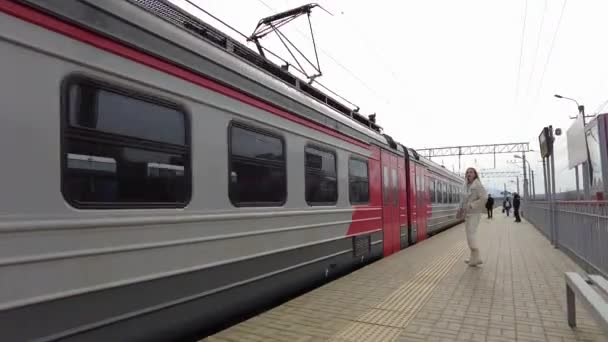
[485, 194, 494, 219]
[513, 193, 521, 222]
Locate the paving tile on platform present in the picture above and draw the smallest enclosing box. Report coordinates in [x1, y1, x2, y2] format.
[204, 212, 608, 342]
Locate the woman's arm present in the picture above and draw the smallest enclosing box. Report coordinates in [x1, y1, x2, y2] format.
[469, 182, 488, 211]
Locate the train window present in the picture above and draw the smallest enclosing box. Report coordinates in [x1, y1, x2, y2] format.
[229, 123, 286, 206]
[435, 182, 439, 203]
[62, 79, 190, 208]
[69, 87, 185, 145]
[382, 166, 390, 204]
[430, 180, 436, 203]
[349, 158, 369, 204]
[436, 182, 440, 203]
[443, 183, 448, 204]
[449, 185, 453, 203]
[305, 146, 337, 205]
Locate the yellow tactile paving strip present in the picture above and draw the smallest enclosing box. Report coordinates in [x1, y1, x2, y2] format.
[328, 243, 466, 341]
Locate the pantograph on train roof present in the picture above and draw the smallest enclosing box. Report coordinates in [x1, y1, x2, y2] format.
[127, 0, 384, 134]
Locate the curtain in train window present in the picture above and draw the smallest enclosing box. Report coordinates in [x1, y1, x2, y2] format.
[62, 79, 190, 208]
[229, 124, 286, 206]
[305, 146, 337, 205]
[349, 158, 369, 204]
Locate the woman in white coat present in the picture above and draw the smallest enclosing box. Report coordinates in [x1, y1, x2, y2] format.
[458, 167, 488, 266]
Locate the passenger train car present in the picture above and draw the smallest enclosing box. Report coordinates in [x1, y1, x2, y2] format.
[0, 0, 464, 340]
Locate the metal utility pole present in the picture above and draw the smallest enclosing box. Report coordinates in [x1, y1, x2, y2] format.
[522, 152, 528, 200]
[531, 169, 536, 199]
[575, 166, 581, 199]
[513, 154, 531, 199]
[542, 159, 548, 200]
[539, 125, 560, 247]
[578, 103, 591, 199]
[530, 167, 533, 198]
[550, 138, 558, 246]
[516, 176, 520, 195]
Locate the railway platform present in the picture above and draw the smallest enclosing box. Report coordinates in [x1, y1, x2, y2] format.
[203, 210, 608, 342]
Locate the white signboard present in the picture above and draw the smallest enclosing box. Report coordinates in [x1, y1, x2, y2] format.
[566, 114, 587, 169]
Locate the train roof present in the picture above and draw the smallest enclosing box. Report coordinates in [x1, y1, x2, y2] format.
[19, 0, 461, 181]
[404, 146, 462, 183]
[20, 0, 398, 147]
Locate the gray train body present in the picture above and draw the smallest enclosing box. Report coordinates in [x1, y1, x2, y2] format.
[0, 0, 464, 340]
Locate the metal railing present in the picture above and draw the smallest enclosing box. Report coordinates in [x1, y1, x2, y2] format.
[523, 201, 608, 278]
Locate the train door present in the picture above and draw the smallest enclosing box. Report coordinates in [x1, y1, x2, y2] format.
[391, 157, 402, 252]
[381, 150, 400, 256]
[408, 165, 418, 245]
[416, 165, 428, 242]
[398, 156, 408, 249]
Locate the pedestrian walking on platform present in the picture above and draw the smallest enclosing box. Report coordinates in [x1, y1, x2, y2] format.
[503, 197, 511, 216]
[513, 193, 521, 222]
[457, 167, 487, 267]
[485, 194, 494, 219]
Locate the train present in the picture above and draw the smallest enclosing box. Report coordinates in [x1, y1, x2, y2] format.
[0, 0, 465, 340]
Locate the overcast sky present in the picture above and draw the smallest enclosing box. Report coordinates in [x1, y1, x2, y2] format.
[169, 0, 608, 195]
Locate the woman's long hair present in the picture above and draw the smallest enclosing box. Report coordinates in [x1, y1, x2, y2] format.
[465, 167, 480, 184]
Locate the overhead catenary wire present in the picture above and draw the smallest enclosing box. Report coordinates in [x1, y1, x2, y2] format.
[515, 0, 528, 103]
[533, 0, 568, 102]
[592, 98, 608, 115]
[183, 0, 247, 40]
[525, 0, 548, 98]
